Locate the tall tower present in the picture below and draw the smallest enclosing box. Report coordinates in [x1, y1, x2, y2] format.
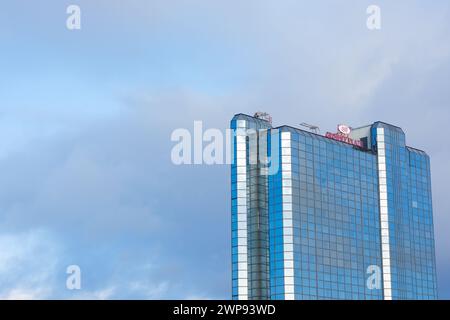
[230, 113, 438, 300]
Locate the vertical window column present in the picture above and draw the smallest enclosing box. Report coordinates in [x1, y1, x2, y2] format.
[236, 120, 249, 299]
[376, 127, 392, 300]
[281, 131, 295, 300]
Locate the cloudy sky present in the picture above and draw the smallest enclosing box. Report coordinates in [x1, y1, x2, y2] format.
[0, 0, 449, 299]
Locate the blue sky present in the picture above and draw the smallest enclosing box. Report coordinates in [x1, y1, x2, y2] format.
[0, 0, 449, 299]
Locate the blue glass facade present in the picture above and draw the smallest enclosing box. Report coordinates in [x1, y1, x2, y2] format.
[231, 115, 271, 300]
[371, 123, 437, 299]
[231, 114, 438, 300]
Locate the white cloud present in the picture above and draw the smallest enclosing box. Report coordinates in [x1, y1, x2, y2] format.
[2, 288, 52, 300]
[70, 287, 117, 300]
[0, 229, 61, 300]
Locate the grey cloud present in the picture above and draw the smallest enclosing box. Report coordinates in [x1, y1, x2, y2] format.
[0, 89, 231, 299]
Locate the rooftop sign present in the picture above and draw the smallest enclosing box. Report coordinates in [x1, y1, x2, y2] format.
[325, 124, 363, 148]
[338, 124, 351, 135]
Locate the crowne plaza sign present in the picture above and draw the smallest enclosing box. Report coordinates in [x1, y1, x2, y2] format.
[325, 124, 364, 148]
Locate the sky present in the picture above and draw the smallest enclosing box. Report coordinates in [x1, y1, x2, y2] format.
[0, 0, 449, 299]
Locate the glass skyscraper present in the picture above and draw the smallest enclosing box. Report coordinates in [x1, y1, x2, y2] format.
[231, 113, 438, 300]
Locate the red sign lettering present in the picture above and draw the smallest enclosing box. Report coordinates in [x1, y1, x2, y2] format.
[325, 132, 364, 148]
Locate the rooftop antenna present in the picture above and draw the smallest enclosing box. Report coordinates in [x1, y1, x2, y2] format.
[299, 122, 320, 134]
[254, 112, 272, 124]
